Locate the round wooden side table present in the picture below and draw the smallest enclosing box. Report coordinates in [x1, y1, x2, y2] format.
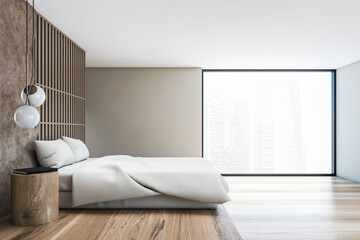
[11, 171, 59, 226]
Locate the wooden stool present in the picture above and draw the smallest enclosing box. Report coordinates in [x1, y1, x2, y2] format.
[11, 171, 59, 226]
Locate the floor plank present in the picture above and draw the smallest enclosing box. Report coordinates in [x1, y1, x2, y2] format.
[224, 176, 360, 240]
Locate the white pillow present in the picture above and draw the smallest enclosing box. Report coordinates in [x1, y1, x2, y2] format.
[62, 136, 89, 163]
[34, 139, 75, 168]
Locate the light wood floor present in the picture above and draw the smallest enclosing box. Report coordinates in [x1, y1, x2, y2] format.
[224, 176, 360, 240]
[0, 205, 241, 240]
[1, 176, 359, 240]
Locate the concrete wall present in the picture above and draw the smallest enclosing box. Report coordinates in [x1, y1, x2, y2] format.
[86, 68, 202, 158]
[0, 0, 39, 217]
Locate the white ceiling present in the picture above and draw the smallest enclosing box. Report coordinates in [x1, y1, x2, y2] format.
[32, 0, 360, 69]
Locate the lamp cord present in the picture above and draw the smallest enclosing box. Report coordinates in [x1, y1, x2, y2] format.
[30, 0, 35, 90]
[25, 0, 36, 105]
[25, 0, 29, 105]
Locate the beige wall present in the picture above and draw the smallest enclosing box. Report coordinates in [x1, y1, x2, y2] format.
[86, 68, 202, 158]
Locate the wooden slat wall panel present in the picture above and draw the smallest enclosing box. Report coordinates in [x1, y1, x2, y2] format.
[35, 13, 85, 142]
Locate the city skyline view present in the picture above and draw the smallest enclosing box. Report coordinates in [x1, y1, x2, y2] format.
[204, 71, 333, 174]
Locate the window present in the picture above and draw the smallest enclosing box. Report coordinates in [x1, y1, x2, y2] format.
[203, 71, 334, 174]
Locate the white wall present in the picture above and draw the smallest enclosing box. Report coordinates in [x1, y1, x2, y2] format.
[86, 68, 202, 158]
[337, 60, 360, 183]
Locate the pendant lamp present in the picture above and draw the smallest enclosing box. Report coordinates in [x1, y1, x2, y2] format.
[14, 105, 40, 129]
[21, 85, 45, 107]
[14, 0, 45, 129]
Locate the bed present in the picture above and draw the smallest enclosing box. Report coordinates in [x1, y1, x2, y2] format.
[58, 155, 230, 209]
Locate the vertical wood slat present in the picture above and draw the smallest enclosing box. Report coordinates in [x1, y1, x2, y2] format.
[61, 34, 63, 127]
[52, 26, 55, 139]
[45, 20, 49, 126]
[75, 48, 80, 100]
[54, 30, 56, 139]
[72, 43, 74, 127]
[70, 42, 73, 127]
[58, 31, 60, 139]
[82, 51, 84, 130]
[57, 30, 60, 139]
[75, 47, 77, 128]
[48, 22, 50, 139]
[42, 18, 46, 126]
[54, 27, 57, 139]
[56, 30, 58, 138]
[81, 51, 83, 99]
[35, 11, 85, 142]
[49, 25, 52, 127]
[40, 16, 44, 139]
[68, 38, 70, 127]
[63, 35, 66, 127]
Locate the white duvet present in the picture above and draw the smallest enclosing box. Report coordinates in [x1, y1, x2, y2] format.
[71, 155, 230, 207]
